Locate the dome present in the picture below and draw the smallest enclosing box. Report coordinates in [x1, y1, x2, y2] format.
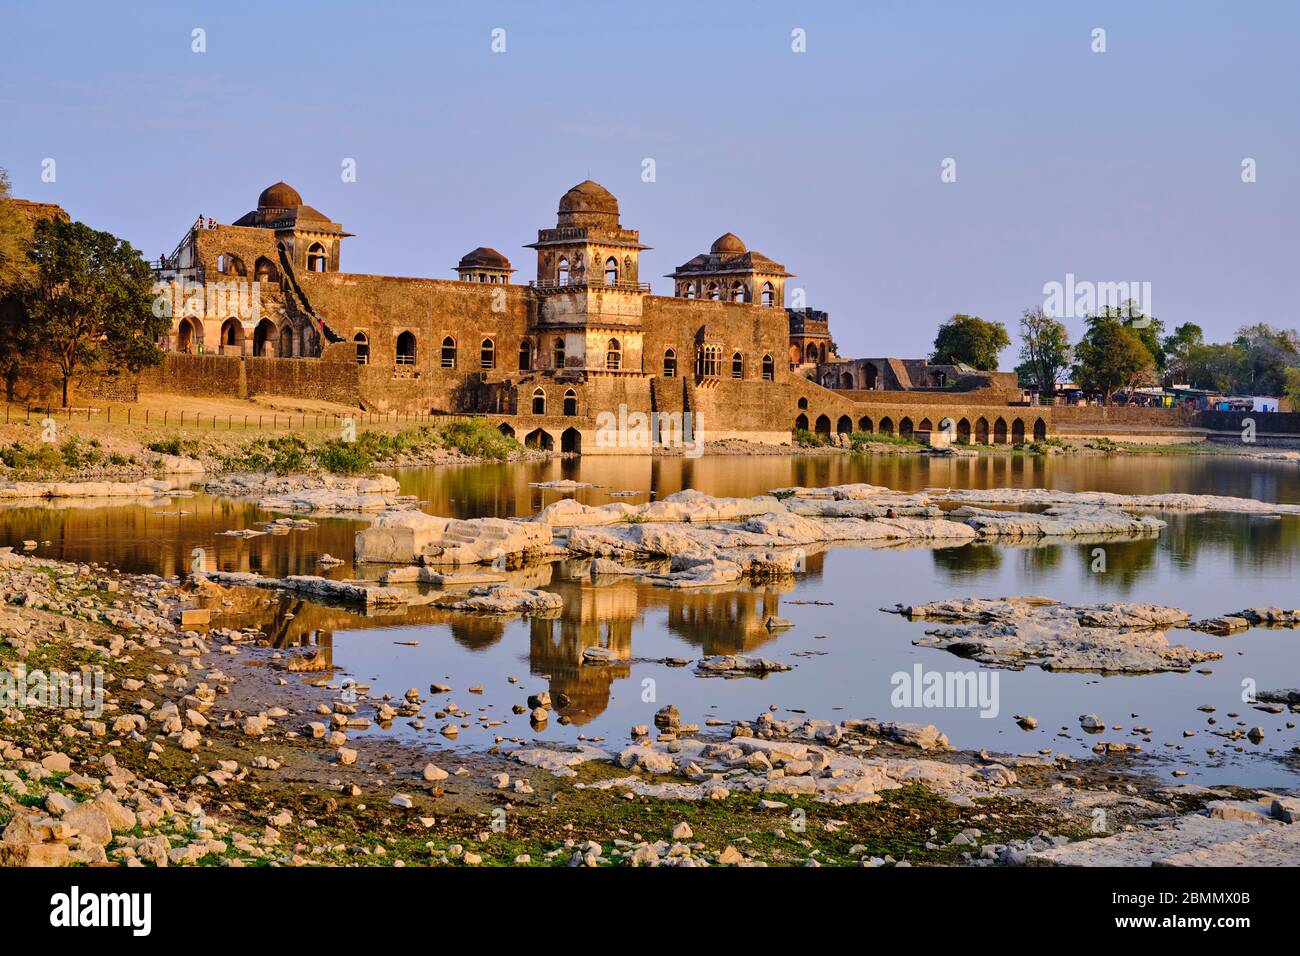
[558, 180, 619, 216]
[458, 246, 512, 269]
[258, 181, 303, 209]
[710, 232, 747, 255]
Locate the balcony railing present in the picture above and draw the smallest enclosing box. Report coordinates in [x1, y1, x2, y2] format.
[533, 278, 651, 293]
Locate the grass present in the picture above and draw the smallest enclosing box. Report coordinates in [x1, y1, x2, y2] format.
[0, 435, 137, 477]
[217, 419, 524, 475]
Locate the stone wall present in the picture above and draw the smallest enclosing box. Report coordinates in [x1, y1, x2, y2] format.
[1200, 410, 1300, 435]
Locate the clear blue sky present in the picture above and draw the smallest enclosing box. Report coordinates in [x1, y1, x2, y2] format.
[3, 0, 1297, 363]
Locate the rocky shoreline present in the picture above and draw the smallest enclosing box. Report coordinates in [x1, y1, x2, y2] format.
[3, 534, 1299, 867]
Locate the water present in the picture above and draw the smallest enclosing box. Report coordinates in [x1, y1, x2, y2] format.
[4, 452, 1299, 786]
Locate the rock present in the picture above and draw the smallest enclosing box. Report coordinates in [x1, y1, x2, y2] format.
[717, 845, 745, 865]
[337, 748, 358, 766]
[695, 655, 792, 676]
[422, 764, 449, 783]
[671, 822, 693, 840]
[890, 597, 1217, 674]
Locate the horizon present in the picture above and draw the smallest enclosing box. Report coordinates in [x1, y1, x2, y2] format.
[3, 0, 1298, 366]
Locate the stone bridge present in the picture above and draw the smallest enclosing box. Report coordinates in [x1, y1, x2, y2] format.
[790, 380, 1050, 444]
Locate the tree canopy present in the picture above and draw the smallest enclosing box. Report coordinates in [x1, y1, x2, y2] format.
[22, 216, 164, 406]
[1072, 314, 1156, 402]
[930, 313, 1010, 371]
[1015, 306, 1072, 393]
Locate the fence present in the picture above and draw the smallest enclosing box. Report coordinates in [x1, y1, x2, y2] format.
[5, 404, 485, 434]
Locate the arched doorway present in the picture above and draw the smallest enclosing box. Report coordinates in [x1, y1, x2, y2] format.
[840, 372, 855, 389]
[177, 318, 198, 353]
[975, 417, 989, 444]
[561, 427, 581, 453]
[899, 417, 914, 439]
[836, 415, 852, 435]
[498, 423, 516, 440]
[1033, 418, 1047, 441]
[814, 414, 831, 436]
[278, 323, 295, 358]
[1011, 419, 1026, 444]
[879, 416, 894, 436]
[795, 414, 809, 432]
[858, 416, 873, 433]
[957, 418, 971, 444]
[219, 318, 241, 355]
[252, 318, 276, 357]
[864, 363, 878, 389]
[993, 418, 1008, 444]
[524, 428, 554, 451]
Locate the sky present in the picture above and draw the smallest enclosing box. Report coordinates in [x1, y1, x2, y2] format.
[2, 0, 1297, 365]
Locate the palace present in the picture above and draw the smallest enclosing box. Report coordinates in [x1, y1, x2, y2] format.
[41, 179, 1050, 450]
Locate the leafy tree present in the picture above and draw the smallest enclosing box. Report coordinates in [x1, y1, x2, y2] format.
[1073, 315, 1156, 402]
[1015, 306, 1072, 394]
[1283, 367, 1300, 409]
[0, 168, 36, 400]
[1092, 300, 1165, 371]
[1184, 342, 1246, 393]
[930, 313, 1010, 371]
[22, 217, 164, 406]
[0, 168, 31, 290]
[1232, 324, 1300, 396]
[1161, 322, 1204, 384]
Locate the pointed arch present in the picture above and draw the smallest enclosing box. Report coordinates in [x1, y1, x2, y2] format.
[663, 347, 677, 378]
[397, 330, 417, 365]
[531, 387, 546, 416]
[761, 353, 774, 381]
[439, 335, 455, 368]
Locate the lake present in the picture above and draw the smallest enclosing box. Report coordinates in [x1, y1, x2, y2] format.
[4, 451, 1298, 786]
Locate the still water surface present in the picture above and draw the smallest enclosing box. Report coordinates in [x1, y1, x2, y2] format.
[3, 453, 1298, 786]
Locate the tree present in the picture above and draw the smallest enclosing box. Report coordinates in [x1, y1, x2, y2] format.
[1015, 306, 1072, 394]
[22, 217, 164, 406]
[1232, 324, 1300, 396]
[1283, 367, 1300, 409]
[1073, 315, 1156, 403]
[1161, 322, 1204, 384]
[0, 168, 37, 400]
[1184, 342, 1246, 394]
[930, 313, 1010, 371]
[1091, 300, 1165, 371]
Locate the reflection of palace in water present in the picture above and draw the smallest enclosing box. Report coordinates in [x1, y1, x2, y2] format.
[199, 551, 819, 727]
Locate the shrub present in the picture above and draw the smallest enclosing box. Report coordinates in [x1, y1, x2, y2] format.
[316, 439, 374, 475]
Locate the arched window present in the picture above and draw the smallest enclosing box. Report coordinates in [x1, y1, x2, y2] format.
[761, 282, 775, 307]
[531, 387, 546, 415]
[518, 338, 532, 371]
[222, 254, 246, 276]
[605, 338, 621, 370]
[552, 336, 566, 369]
[557, 257, 569, 286]
[731, 281, 746, 303]
[563, 388, 577, 416]
[480, 337, 495, 370]
[306, 243, 327, 272]
[805, 343, 818, 363]
[731, 351, 744, 379]
[396, 331, 417, 365]
[604, 257, 618, 286]
[683, 282, 696, 299]
[354, 331, 369, 365]
[440, 335, 456, 368]
[696, 344, 722, 378]
[706, 281, 721, 301]
[761, 353, 774, 381]
[663, 348, 677, 378]
[254, 257, 278, 283]
[177, 318, 196, 352]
